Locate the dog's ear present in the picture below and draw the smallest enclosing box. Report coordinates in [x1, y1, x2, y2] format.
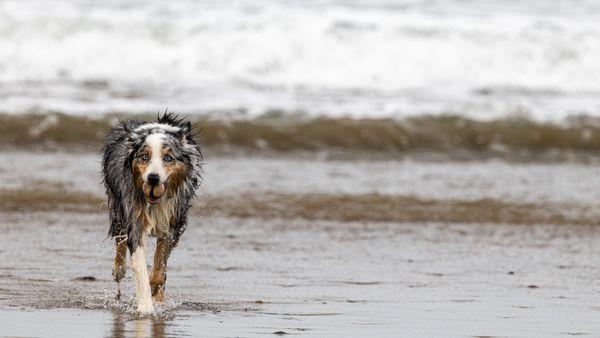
[181, 121, 192, 134]
[126, 141, 140, 169]
[178, 121, 192, 141]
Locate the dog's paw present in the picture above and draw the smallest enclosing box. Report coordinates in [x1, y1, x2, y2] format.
[137, 301, 155, 314]
[152, 289, 164, 304]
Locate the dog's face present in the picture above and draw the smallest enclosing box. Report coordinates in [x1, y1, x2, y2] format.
[132, 132, 187, 205]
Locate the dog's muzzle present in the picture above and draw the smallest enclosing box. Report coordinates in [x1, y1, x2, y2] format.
[146, 173, 164, 205]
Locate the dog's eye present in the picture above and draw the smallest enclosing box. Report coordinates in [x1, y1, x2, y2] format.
[164, 155, 172, 162]
[141, 154, 149, 161]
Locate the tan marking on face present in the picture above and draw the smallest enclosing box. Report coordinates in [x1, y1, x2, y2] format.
[132, 145, 151, 192]
[164, 148, 187, 196]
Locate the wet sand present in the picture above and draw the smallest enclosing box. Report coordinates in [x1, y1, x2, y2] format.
[1, 153, 600, 337]
[2, 211, 600, 337]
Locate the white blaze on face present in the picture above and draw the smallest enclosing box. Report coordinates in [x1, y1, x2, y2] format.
[144, 133, 167, 183]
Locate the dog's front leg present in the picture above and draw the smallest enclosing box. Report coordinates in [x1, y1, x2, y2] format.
[150, 235, 172, 303]
[112, 238, 128, 300]
[130, 236, 154, 314]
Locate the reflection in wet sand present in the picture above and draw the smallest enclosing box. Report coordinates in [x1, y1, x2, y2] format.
[110, 313, 125, 338]
[108, 313, 166, 338]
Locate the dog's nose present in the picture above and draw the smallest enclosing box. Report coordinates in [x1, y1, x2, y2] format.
[147, 173, 160, 186]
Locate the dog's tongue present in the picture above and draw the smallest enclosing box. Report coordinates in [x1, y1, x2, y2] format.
[149, 187, 162, 201]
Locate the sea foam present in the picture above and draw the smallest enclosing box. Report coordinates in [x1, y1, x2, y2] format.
[0, 0, 599, 120]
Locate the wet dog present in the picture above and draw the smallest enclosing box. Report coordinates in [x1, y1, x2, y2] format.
[102, 112, 202, 314]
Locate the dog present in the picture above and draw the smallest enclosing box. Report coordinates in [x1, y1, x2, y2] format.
[101, 112, 203, 314]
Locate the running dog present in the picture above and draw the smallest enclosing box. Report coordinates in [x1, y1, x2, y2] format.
[102, 112, 203, 314]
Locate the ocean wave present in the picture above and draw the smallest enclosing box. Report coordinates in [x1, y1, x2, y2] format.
[3, 112, 600, 160]
[1, 0, 600, 119]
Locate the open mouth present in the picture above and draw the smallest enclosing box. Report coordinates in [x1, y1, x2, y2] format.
[146, 186, 164, 205]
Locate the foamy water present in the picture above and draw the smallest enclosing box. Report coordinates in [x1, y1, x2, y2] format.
[1, 0, 600, 120]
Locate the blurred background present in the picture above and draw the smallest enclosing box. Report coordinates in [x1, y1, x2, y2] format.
[2, 0, 600, 157]
[2, 0, 600, 119]
[2, 1, 600, 337]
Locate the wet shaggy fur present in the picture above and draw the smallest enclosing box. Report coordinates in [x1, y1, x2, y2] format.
[101, 113, 203, 253]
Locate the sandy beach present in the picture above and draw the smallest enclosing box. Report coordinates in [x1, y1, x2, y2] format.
[1, 152, 600, 337]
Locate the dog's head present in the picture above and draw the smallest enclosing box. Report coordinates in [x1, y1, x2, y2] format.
[129, 116, 196, 205]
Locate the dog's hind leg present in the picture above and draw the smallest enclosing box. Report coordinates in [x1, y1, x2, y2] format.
[112, 237, 127, 300]
[150, 235, 172, 303]
[131, 235, 154, 314]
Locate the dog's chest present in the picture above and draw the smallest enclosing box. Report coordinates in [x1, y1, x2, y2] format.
[144, 198, 176, 236]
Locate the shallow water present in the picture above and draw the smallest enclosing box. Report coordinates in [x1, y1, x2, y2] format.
[2, 151, 600, 205]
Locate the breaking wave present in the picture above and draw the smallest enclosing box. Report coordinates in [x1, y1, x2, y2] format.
[3, 112, 600, 160]
[1, 0, 600, 119]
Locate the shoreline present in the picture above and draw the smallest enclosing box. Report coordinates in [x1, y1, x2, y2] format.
[1, 151, 600, 227]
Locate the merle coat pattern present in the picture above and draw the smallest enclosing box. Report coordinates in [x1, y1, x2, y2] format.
[101, 113, 202, 313]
